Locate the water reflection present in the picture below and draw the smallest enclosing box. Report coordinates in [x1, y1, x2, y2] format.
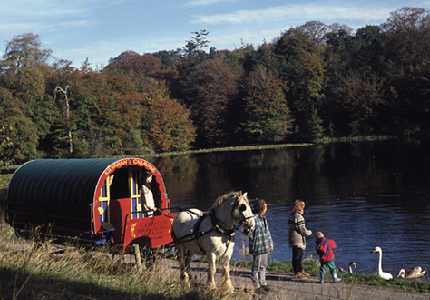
[154, 155, 199, 203]
[156, 142, 430, 275]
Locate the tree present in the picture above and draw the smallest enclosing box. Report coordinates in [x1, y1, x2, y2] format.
[238, 65, 292, 143]
[174, 56, 239, 146]
[383, 66, 430, 138]
[297, 21, 329, 44]
[140, 82, 196, 152]
[383, 8, 430, 74]
[39, 119, 74, 157]
[54, 85, 74, 154]
[0, 34, 50, 103]
[1, 33, 51, 73]
[80, 57, 93, 73]
[322, 25, 387, 136]
[340, 73, 385, 134]
[381, 8, 430, 138]
[0, 88, 38, 162]
[0, 124, 14, 167]
[17, 67, 46, 99]
[183, 29, 210, 58]
[105, 51, 162, 78]
[384, 7, 428, 32]
[153, 49, 181, 68]
[275, 28, 325, 141]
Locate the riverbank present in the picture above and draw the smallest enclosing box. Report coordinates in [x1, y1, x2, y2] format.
[0, 135, 398, 174]
[0, 143, 314, 175]
[316, 135, 395, 144]
[153, 142, 313, 157]
[235, 260, 430, 294]
[1, 225, 430, 300]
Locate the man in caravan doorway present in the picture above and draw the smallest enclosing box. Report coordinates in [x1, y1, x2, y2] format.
[141, 173, 157, 216]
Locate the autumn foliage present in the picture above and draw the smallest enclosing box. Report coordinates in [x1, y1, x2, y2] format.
[1, 8, 430, 164]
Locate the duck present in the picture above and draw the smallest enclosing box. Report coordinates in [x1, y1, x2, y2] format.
[397, 266, 426, 279]
[338, 261, 358, 274]
[372, 246, 393, 280]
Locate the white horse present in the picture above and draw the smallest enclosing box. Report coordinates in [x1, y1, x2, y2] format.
[172, 191, 256, 293]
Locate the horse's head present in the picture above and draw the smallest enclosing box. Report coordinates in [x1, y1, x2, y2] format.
[231, 192, 255, 232]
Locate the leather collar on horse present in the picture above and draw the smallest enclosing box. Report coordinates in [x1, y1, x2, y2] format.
[172, 194, 254, 255]
[173, 209, 237, 245]
[209, 210, 237, 238]
[173, 196, 254, 242]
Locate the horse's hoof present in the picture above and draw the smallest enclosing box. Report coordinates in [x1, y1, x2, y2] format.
[225, 285, 234, 294]
[181, 279, 191, 289]
[207, 282, 217, 291]
[180, 273, 191, 289]
[182, 282, 191, 289]
[222, 281, 234, 294]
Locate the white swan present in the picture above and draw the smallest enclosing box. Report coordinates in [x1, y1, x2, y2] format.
[397, 266, 426, 279]
[372, 246, 393, 280]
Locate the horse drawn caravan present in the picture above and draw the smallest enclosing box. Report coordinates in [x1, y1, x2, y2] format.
[6, 157, 257, 292]
[6, 157, 175, 252]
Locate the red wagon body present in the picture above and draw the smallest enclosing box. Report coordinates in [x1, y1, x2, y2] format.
[6, 157, 175, 251]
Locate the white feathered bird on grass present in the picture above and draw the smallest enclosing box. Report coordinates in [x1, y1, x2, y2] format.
[397, 266, 426, 279]
[372, 246, 393, 280]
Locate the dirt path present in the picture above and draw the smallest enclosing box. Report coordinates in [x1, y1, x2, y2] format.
[1, 238, 429, 300]
[175, 261, 430, 300]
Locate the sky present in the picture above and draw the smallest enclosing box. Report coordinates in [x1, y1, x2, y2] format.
[1, 0, 429, 67]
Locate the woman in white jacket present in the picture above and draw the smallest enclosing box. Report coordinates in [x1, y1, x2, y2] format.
[288, 200, 312, 278]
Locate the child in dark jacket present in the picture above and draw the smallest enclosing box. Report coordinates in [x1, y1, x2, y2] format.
[315, 231, 341, 283]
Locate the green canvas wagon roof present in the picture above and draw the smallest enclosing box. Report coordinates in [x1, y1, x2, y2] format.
[7, 158, 120, 209]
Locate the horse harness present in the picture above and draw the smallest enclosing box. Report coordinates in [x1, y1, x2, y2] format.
[172, 209, 236, 255]
[174, 198, 257, 256]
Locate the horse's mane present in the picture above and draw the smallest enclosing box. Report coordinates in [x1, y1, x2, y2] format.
[210, 191, 241, 210]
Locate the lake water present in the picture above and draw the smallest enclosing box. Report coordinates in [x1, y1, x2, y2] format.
[155, 141, 430, 276]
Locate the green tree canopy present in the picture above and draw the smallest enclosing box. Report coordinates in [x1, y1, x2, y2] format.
[238, 65, 292, 143]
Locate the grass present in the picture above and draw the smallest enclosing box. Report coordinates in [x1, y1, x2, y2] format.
[0, 227, 231, 300]
[233, 257, 430, 294]
[0, 224, 16, 240]
[316, 135, 395, 144]
[151, 143, 314, 158]
[0, 174, 12, 189]
[1, 227, 430, 300]
[232, 258, 320, 275]
[0, 224, 264, 300]
[268, 259, 320, 275]
[341, 273, 430, 293]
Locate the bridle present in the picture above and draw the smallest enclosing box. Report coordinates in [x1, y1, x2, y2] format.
[202, 195, 255, 235]
[231, 195, 255, 226]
